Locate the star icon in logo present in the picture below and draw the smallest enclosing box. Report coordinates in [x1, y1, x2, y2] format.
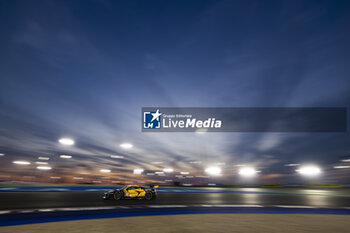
[151, 109, 162, 122]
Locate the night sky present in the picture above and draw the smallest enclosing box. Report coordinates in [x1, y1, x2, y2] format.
[1, 0, 350, 184]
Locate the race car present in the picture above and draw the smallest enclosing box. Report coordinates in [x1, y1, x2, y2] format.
[103, 185, 158, 201]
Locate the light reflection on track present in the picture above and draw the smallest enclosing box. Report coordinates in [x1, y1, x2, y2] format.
[1, 189, 350, 211]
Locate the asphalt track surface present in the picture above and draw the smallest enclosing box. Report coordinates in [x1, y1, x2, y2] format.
[2, 189, 350, 227]
[1, 190, 350, 210]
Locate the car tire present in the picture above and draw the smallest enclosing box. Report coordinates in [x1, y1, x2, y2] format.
[144, 191, 153, 201]
[113, 191, 123, 200]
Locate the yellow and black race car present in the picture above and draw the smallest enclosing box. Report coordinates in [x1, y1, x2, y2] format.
[103, 185, 158, 201]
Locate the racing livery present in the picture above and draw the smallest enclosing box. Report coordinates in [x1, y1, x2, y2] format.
[103, 185, 158, 201]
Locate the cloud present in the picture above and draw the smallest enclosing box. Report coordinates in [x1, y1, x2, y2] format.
[1, 0, 350, 183]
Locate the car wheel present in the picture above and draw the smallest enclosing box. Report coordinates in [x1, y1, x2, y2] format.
[113, 191, 123, 200]
[144, 191, 153, 201]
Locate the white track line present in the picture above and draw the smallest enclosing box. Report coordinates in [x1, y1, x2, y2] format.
[0, 211, 11, 214]
[149, 205, 188, 208]
[0, 205, 349, 214]
[275, 205, 317, 209]
[201, 205, 263, 208]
